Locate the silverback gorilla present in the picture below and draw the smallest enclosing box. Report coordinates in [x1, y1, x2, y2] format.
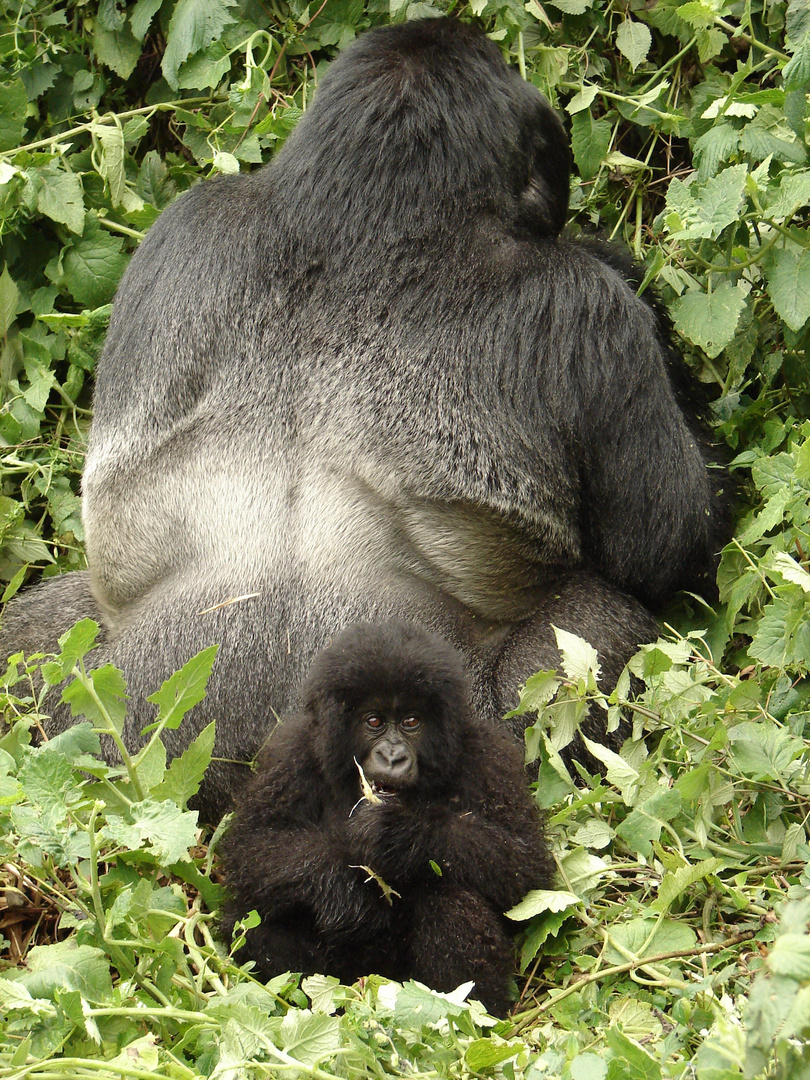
[221, 621, 553, 1015]
[0, 18, 728, 820]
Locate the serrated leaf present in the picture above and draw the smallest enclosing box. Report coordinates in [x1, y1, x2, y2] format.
[615, 788, 682, 857]
[768, 934, 810, 979]
[93, 23, 142, 79]
[0, 79, 27, 152]
[571, 110, 612, 180]
[765, 245, 810, 332]
[145, 644, 218, 731]
[62, 217, 128, 307]
[650, 857, 723, 913]
[604, 919, 696, 965]
[566, 83, 598, 115]
[771, 552, 810, 591]
[279, 1010, 341, 1066]
[131, 0, 164, 40]
[616, 20, 652, 71]
[151, 720, 215, 805]
[61, 663, 128, 734]
[162, 0, 239, 90]
[20, 942, 113, 1004]
[581, 734, 639, 801]
[553, 626, 600, 684]
[727, 721, 805, 781]
[505, 889, 580, 920]
[35, 166, 85, 235]
[101, 798, 199, 863]
[466, 1040, 519, 1070]
[784, 36, 810, 91]
[670, 281, 747, 358]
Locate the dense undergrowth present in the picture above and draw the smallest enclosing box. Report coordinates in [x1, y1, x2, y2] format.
[0, 0, 808, 1077]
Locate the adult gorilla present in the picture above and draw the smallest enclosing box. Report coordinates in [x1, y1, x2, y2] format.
[1, 18, 728, 820]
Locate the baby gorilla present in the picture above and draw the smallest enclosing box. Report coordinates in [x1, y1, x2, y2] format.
[220, 620, 552, 1014]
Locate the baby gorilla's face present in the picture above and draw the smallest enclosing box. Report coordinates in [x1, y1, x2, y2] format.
[351, 694, 428, 794]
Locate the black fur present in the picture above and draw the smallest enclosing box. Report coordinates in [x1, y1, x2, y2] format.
[220, 621, 553, 1015]
[0, 18, 728, 820]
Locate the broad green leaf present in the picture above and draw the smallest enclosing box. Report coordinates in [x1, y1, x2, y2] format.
[566, 83, 598, 115]
[101, 798, 199, 863]
[62, 218, 129, 307]
[765, 245, 810, 332]
[35, 166, 85, 235]
[771, 551, 810, 591]
[571, 110, 612, 179]
[93, 23, 142, 78]
[61, 663, 128, 734]
[670, 281, 748, 358]
[581, 734, 639, 801]
[768, 934, 810, 979]
[91, 122, 127, 207]
[178, 41, 232, 89]
[727, 721, 805, 781]
[606, 1028, 662, 1080]
[0, 79, 27, 152]
[18, 942, 113, 1004]
[162, 0, 239, 90]
[279, 1009, 341, 1066]
[616, 21, 652, 71]
[604, 919, 696, 965]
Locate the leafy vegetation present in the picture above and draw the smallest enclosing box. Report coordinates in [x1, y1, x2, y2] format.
[0, 0, 808, 1076]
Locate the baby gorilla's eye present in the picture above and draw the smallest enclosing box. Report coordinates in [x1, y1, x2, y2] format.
[365, 714, 385, 731]
[400, 715, 421, 732]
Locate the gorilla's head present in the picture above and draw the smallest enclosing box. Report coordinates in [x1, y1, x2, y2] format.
[275, 18, 571, 240]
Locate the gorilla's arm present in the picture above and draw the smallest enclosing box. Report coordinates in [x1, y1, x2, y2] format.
[221, 719, 389, 936]
[350, 726, 551, 909]
[542, 247, 729, 608]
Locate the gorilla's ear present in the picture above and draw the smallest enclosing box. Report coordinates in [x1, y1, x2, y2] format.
[517, 105, 572, 237]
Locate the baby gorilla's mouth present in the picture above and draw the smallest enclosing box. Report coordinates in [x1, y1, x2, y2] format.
[369, 780, 398, 797]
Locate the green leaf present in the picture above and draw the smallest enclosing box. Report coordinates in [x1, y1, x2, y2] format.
[151, 720, 215, 805]
[765, 245, 810, 332]
[162, 0, 239, 90]
[670, 281, 748, 359]
[768, 934, 810, 979]
[784, 36, 810, 91]
[606, 1028, 662, 1080]
[505, 889, 580, 920]
[616, 21, 652, 71]
[62, 217, 129, 307]
[178, 41, 232, 89]
[615, 788, 682, 857]
[145, 644, 218, 731]
[101, 798, 199, 863]
[466, 1040, 519, 1070]
[581, 735, 640, 801]
[727, 721, 805, 781]
[18, 941, 113, 1004]
[0, 267, 19, 336]
[279, 1009, 341, 1066]
[61, 663, 129, 734]
[571, 110, 612, 180]
[604, 919, 696, 965]
[0, 79, 27, 152]
[554, 627, 600, 684]
[35, 166, 85, 235]
[93, 23, 142, 79]
[131, 0, 165, 40]
[649, 857, 723, 913]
